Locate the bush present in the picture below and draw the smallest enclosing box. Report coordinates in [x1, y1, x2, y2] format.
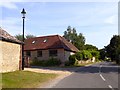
[69, 55, 76, 65]
[45, 57, 61, 66]
[65, 61, 71, 66]
[75, 52, 83, 60]
[105, 57, 111, 62]
[74, 59, 79, 66]
[30, 58, 61, 66]
[90, 50, 100, 60]
[82, 50, 92, 60]
[30, 59, 45, 66]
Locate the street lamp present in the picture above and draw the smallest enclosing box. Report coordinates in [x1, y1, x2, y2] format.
[21, 8, 26, 70]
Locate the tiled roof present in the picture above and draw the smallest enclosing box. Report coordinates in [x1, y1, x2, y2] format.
[24, 35, 79, 52]
[0, 27, 22, 44]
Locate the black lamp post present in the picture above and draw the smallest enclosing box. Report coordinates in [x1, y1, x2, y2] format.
[21, 8, 26, 70]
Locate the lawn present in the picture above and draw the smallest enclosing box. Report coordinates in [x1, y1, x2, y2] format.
[2, 71, 58, 88]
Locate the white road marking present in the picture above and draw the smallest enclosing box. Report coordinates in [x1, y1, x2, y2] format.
[100, 74, 106, 81]
[108, 85, 114, 90]
[99, 63, 115, 90]
[99, 65, 106, 81]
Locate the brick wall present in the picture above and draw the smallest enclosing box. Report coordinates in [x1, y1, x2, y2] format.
[1, 40, 22, 72]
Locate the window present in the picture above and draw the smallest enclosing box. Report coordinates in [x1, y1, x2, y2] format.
[43, 39, 47, 43]
[37, 51, 42, 57]
[49, 50, 57, 57]
[26, 51, 31, 57]
[32, 41, 35, 44]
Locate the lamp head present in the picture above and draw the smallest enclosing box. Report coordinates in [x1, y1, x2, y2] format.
[21, 8, 26, 18]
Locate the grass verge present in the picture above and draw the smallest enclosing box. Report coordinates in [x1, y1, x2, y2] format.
[75, 62, 97, 67]
[63, 61, 101, 68]
[2, 71, 58, 88]
[0, 73, 2, 90]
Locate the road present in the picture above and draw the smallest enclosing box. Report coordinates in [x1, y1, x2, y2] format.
[52, 62, 119, 90]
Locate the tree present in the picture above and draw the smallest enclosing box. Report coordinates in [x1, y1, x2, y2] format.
[75, 52, 83, 60]
[63, 26, 77, 42]
[26, 34, 36, 39]
[99, 48, 106, 60]
[106, 35, 120, 64]
[82, 50, 92, 60]
[76, 33, 85, 50]
[15, 34, 36, 41]
[90, 50, 100, 60]
[15, 34, 23, 41]
[84, 44, 98, 51]
[63, 26, 85, 50]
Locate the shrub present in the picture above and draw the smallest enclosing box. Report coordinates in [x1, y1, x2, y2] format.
[45, 57, 61, 66]
[74, 59, 79, 66]
[30, 59, 45, 66]
[90, 50, 100, 60]
[69, 55, 76, 65]
[65, 61, 71, 66]
[30, 58, 61, 66]
[75, 52, 83, 60]
[105, 57, 111, 62]
[82, 50, 92, 60]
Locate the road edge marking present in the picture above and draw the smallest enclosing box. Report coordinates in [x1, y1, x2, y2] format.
[108, 85, 114, 90]
[100, 74, 106, 81]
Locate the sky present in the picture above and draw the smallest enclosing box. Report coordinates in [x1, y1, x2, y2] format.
[0, 0, 119, 49]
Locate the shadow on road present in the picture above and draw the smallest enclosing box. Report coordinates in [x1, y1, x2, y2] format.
[27, 62, 119, 74]
[75, 66, 119, 74]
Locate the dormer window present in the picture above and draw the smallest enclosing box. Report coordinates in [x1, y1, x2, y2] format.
[32, 41, 35, 44]
[43, 39, 47, 43]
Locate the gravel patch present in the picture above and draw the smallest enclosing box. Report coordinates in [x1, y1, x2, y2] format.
[24, 67, 74, 88]
[24, 68, 73, 74]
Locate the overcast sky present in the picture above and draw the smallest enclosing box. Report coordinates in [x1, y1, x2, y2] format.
[0, 0, 119, 49]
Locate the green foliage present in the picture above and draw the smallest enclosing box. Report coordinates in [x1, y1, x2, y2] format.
[74, 33, 85, 50]
[26, 34, 36, 39]
[68, 50, 99, 65]
[67, 49, 101, 66]
[90, 50, 100, 60]
[84, 44, 98, 50]
[15, 34, 36, 41]
[104, 57, 111, 62]
[75, 52, 83, 60]
[99, 48, 106, 60]
[2, 71, 57, 88]
[105, 35, 120, 64]
[45, 58, 61, 66]
[82, 50, 92, 60]
[30, 60, 44, 66]
[64, 61, 71, 66]
[63, 26, 85, 50]
[74, 59, 79, 66]
[69, 55, 76, 65]
[30, 58, 61, 66]
[68, 50, 94, 66]
[15, 34, 23, 41]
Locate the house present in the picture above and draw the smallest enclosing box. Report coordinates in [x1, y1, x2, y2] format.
[24, 35, 79, 63]
[0, 28, 22, 72]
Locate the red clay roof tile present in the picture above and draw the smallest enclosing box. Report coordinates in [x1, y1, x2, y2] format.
[24, 35, 79, 52]
[0, 27, 22, 44]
